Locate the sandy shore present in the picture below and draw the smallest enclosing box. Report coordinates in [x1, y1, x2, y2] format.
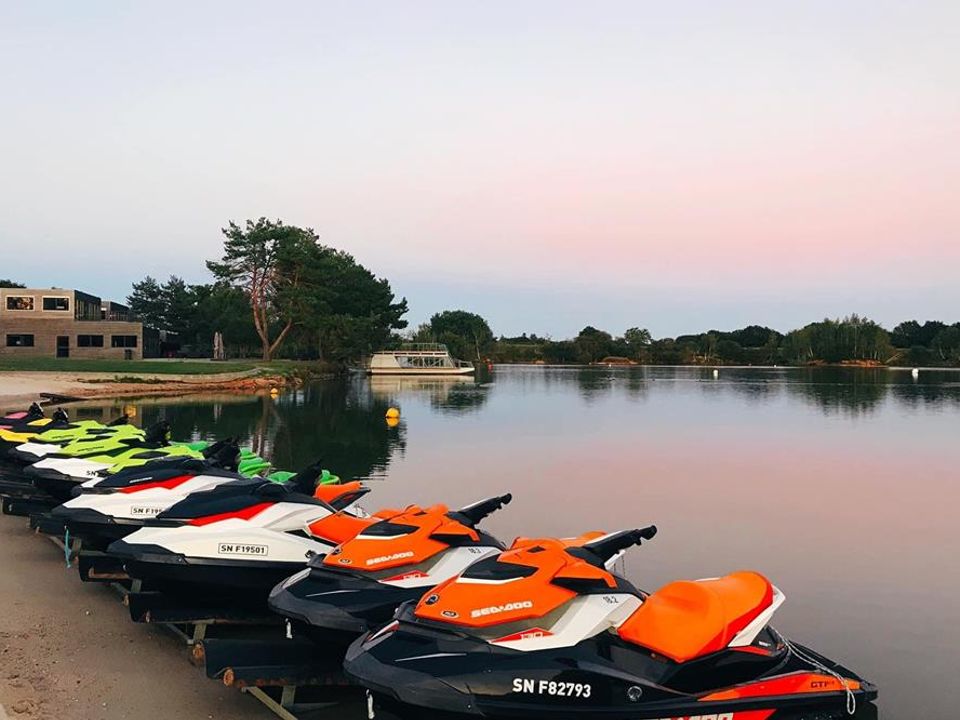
[0, 371, 288, 413]
[0, 508, 280, 719]
[0, 373, 93, 410]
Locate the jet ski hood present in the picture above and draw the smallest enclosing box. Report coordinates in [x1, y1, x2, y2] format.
[269, 495, 513, 637]
[78, 457, 222, 492]
[321, 494, 512, 577]
[410, 530, 648, 631]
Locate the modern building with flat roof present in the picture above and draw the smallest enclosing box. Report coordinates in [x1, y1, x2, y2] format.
[0, 287, 144, 360]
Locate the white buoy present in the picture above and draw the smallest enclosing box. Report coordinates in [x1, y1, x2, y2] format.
[911, 368, 920, 379]
[712, 369, 719, 379]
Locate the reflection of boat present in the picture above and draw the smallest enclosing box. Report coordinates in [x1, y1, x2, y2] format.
[363, 344, 474, 376]
[367, 375, 474, 396]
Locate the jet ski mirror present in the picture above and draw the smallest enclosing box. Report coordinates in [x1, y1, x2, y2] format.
[27, 402, 44, 419]
[582, 526, 657, 565]
[52, 407, 70, 424]
[448, 493, 513, 527]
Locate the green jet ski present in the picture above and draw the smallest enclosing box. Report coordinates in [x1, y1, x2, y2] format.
[23, 422, 268, 501]
[7, 414, 139, 464]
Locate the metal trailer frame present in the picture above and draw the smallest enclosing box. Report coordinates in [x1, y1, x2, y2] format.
[201, 636, 354, 720]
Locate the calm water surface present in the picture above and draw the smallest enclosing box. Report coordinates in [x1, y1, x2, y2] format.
[67, 366, 960, 718]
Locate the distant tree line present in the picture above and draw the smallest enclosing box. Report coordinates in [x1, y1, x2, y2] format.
[431, 314, 960, 367]
[11, 233, 960, 369]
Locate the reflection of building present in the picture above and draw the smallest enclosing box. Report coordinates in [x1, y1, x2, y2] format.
[0, 287, 144, 359]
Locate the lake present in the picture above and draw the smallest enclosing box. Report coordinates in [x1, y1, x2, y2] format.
[63, 366, 960, 718]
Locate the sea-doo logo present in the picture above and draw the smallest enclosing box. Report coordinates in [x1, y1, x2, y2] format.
[130, 506, 162, 517]
[471, 601, 533, 619]
[217, 543, 268, 557]
[365, 551, 414, 566]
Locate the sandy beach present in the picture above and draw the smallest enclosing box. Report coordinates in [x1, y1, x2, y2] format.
[0, 373, 94, 410]
[0, 507, 277, 720]
[0, 371, 288, 413]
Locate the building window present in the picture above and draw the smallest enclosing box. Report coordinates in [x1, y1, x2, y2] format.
[43, 296, 70, 311]
[75, 297, 101, 321]
[5, 334, 35, 347]
[5, 296, 34, 311]
[111, 335, 138, 348]
[78, 334, 105, 348]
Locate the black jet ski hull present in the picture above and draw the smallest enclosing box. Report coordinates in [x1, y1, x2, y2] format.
[23, 466, 85, 502]
[110, 540, 308, 606]
[46, 507, 180, 551]
[268, 565, 424, 645]
[344, 618, 878, 720]
[5, 447, 58, 465]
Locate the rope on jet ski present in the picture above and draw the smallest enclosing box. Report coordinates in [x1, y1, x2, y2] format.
[780, 634, 856, 715]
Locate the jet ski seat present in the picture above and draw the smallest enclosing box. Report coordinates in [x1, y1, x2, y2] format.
[618, 570, 774, 663]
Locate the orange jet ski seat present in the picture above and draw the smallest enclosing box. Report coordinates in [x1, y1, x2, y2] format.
[618, 570, 774, 663]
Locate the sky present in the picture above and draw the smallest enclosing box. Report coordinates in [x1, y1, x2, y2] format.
[0, 1, 957, 339]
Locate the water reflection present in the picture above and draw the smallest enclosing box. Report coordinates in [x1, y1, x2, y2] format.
[368, 375, 491, 416]
[562, 366, 960, 416]
[69, 382, 406, 481]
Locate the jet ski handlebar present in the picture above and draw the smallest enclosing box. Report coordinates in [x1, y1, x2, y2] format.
[449, 493, 513, 527]
[289, 460, 326, 494]
[583, 526, 657, 563]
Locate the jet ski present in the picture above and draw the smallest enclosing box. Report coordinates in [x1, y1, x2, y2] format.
[0, 405, 67, 453]
[345, 527, 878, 720]
[107, 480, 373, 605]
[50, 457, 341, 551]
[269, 494, 513, 652]
[24, 422, 265, 501]
[0, 402, 45, 429]
[6, 413, 135, 464]
[73, 438, 281, 495]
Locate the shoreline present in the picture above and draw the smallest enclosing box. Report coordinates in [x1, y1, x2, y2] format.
[2, 362, 955, 412]
[0, 503, 283, 720]
[491, 362, 954, 370]
[0, 370, 299, 412]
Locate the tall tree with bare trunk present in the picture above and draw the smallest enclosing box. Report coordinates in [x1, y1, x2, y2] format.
[207, 218, 318, 361]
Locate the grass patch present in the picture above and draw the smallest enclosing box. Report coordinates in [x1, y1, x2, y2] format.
[0, 357, 263, 375]
[0, 357, 342, 377]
